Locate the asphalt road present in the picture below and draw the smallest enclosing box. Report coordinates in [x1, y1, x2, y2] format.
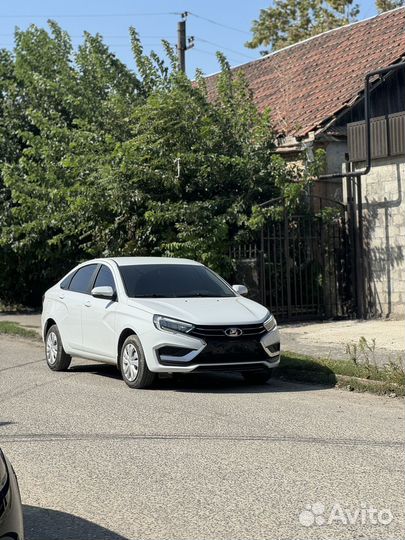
[0, 335, 404, 540]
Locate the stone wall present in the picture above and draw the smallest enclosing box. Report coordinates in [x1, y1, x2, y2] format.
[356, 156, 405, 318]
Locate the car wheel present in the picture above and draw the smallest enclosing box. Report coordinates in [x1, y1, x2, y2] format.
[119, 335, 156, 389]
[242, 368, 272, 385]
[45, 324, 71, 371]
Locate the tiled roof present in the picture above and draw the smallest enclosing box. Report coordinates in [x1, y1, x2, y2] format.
[204, 7, 405, 138]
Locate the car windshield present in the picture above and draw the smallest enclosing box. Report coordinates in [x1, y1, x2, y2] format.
[119, 264, 235, 298]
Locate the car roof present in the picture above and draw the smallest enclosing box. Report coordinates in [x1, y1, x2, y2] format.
[106, 257, 202, 267]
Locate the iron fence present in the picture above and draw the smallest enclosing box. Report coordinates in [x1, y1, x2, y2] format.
[230, 212, 355, 322]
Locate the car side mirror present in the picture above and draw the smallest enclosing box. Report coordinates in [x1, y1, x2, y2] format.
[91, 286, 115, 299]
[232, 284, 248, 296]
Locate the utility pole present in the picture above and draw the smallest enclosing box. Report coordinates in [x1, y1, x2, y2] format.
[177, 12, 194, 73]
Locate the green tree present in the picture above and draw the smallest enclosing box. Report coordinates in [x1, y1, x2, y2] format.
[376, 0, 403, 12]
[246, 0, 359, 52]
[0, 23, 141, 304]
[0, 23, 320, 306]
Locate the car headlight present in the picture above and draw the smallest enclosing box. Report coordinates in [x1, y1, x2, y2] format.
[153, 315, 194, 334]
[263, 313, 277, 332]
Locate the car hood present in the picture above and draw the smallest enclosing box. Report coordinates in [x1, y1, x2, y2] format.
[126, 296, 269, 325]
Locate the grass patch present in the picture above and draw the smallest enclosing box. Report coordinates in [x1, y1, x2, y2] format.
[275, 351, 404, 396]
[0, 321, 40, 341]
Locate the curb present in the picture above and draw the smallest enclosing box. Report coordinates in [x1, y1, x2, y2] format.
[274, 368, 404, 397]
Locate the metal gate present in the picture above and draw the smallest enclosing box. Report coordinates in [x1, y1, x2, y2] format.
[230, 211, 355, 321]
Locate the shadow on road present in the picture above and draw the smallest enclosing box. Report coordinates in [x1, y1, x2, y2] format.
[67, 362, 331, 394]
[68, 363, 122, 380]
[158, 372, 332, 394]
[24, 505, 128, 540]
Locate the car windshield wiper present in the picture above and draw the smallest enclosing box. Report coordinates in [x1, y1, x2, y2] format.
[178, 293, 220, 298]
[133, 293, 224, 298]
[132, 294, 168, 298]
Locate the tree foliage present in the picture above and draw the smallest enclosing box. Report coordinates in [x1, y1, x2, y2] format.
[375, 0, 404, 12]
[0, 23, 319, 306]
[246, 0, 360, 52]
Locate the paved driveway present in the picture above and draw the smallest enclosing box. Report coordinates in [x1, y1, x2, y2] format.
[0, 336, 404, 539]
[280, 319, 405, 367]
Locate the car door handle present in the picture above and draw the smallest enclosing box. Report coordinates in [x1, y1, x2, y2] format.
[84, 300, 91, 307]
[58, 294, 65, 299]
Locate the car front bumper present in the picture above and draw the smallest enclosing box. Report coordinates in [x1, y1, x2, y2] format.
[141, 324, 280, 373]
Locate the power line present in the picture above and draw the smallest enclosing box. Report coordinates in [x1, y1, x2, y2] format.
[78, 34, 176, 39]
[0, 10, 251, 38]
[187, 12, 250, 36]
[0, 33, 176, 39]
[0, 41, 169, 45]
[108, 43, 171, 48]
[194, 36, 255, 60]
[0, 42, 171, 48]
[193, 47, 243, 65]
[0, 12, 181, 19]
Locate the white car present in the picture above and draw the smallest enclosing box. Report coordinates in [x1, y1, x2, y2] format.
[41, 257, 280, 388]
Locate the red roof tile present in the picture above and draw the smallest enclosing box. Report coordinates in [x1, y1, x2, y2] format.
[205, 8, 405, 138]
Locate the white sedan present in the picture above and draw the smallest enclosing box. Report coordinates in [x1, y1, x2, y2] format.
[41, 257, 280, 388]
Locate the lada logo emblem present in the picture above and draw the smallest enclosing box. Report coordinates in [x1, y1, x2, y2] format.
[225, 328, 243, 337]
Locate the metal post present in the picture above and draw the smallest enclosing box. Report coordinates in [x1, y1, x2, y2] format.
[283, 206, 292, 319]
[355, 175, 366, 318]
[259, 227, 265, 306]
[319, 200, 327, 318]
[345, 157, 358, 317]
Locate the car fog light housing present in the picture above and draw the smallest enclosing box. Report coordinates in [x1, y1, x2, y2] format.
[264, 314, 277, 332]
[153, 315, 194, 334]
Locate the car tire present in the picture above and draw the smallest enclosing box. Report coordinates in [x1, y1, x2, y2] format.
[119, 334, 156, 389]
[242, 368, 273, 385]
[45, 324, 71, 371]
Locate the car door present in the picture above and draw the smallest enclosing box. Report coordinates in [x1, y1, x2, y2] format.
[81, 263, 117, 360]
[61, 264, 98, 352]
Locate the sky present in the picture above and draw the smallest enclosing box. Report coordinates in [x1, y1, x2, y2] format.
[0, 0, 379, 77]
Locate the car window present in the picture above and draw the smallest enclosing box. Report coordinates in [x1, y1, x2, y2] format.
[93, 265, 116, 291]
[68, 264, 98, 294]
[60, 271, 75, 290]
[119, 264, 235, 298]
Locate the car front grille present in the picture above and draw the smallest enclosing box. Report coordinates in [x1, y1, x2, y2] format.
[193, 338, 268, 364]
[190, 323, 266, 338]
